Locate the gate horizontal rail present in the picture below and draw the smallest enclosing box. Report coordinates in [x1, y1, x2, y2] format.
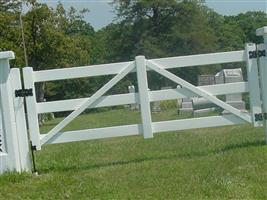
[33, 50, 246, 82]
[37, 82, 248, 114]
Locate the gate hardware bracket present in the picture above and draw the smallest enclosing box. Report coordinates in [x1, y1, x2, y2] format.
[258, 50, 266, 58]
[15, 89, 33, 97]
[255, 113, 263, 122]
[249, 50, 266, 59]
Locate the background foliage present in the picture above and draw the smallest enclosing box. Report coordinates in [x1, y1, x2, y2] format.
[0, 0, 267, 102]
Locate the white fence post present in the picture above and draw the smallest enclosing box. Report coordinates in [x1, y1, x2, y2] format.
[245, 43, 262, 127]
[135, 56, 153, 139]
[256, 27, 267, 144]
[23, 67, 41, 150]
[10, 68, 32, 172]
[0, 51, 22, 173]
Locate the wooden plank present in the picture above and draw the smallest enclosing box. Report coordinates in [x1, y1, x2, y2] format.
[0, 51, 15, 60]
[149, 50, 245, 69]
[10, 69, 32, 172]
[33, 51, 245, 83]
[147, 60, 252, 123]
[0, 58, 21, 172]
[245, 43, 262, 127]
[153, 115, 246, 133]
[43, 124, 142, 145]
[258, 43, 267, 144]
[23, 67, 42, 150]
[37, 82, 248, 114]
[41, 63, 135, 146]
[34, 61, 133, 82]
[136, 56, 153, 139]
[44, 114, 245, 145]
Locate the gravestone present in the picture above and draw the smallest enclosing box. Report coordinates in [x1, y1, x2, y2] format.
[224, 69, 246, 112]
[128, 85, 139, 111]
[198, 75, 215, 86]
[216, 69, 246, 113]
[179, 98, 193, 115]
[176, 85, 182, 111]
[192, 75, 216, 116]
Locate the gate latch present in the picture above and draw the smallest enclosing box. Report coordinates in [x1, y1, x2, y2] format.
[15, 89, 33, 97]
[249, 50, 266, 59]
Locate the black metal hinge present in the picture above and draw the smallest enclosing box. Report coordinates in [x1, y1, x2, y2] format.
[15, 89, 33, 97]
[255, 113, 267, 122]
[249, 50, 266, 59]
[255, 113, 263, 122]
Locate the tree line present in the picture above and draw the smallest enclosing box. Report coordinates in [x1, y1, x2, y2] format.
[1, 0, 267, 104]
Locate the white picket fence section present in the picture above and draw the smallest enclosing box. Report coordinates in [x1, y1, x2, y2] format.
[0, 27, 267, 174]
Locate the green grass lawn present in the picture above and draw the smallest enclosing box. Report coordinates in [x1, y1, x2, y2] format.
[0, 109, 267, 199]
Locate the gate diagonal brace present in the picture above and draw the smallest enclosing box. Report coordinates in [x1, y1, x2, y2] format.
[147, 60, 252, 123]
[40, 62, 135, 145]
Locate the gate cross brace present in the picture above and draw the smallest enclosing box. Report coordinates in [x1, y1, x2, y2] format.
[41, 62, 135, 145]
[147, 60, 252, 123]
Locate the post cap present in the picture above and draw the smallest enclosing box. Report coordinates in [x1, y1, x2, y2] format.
[0, 51, 15, 60]
[256, 26, 267, 36]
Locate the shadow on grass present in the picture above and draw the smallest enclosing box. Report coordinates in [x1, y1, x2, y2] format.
[38, 139, 265, 174]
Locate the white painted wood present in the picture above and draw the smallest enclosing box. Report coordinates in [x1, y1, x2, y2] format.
[33, 51, 244, 83]
[23, 67, 41, 150]
[37, 93, 138, 114]
[149, 82, 248, 102]
[0, 57, 21, 173]
[153, 115, 246, 133]
[0, 51, 15, 60]
[149, 50, 245, 69]
[10, 69, 32, 172]
[37, 82, 248, 114]
[43, 124, 142, 145]
[44, 114, 245, 145]
[136, 56, 153, 139]
[258, 43, 267, 144]
[34, 61, 132, 82]
[147, 60, 252, 123]
[245, 43, 263, 127]
[41, 63, 135, 145]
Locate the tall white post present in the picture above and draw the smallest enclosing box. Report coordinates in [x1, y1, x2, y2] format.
[135, 56, 153, 139]
[10, 68, 32, 172]
[245, 43, 262, 127]
[23, 67, 41, 150]
[0, 51, 25, 173]
[256, 27, 267, 144]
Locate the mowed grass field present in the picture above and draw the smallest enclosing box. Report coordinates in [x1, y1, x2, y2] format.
[0, 108, 267, 199]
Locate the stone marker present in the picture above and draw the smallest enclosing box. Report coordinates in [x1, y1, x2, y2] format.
[128, 85, 139, 111]
[179, 98, 193, 115]
[216, 68, 246, 113]
[198, 75, 215, 86]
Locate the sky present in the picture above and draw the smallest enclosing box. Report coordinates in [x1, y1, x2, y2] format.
[38, 0, 267, 30]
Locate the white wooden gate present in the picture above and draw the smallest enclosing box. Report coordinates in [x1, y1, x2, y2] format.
[0, 27, 267, 174]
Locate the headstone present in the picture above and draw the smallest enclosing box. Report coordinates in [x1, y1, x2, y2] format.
[179, 98, 193, 115]
[128, 85, 139, 111]
[215, 71, 224, 84]
[216, 68, 246, 113]
[176, 85, 182, 108]
[152, 101, 161, 113]
[198, 75, 215, 86]
[193, 76, 217, 115]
